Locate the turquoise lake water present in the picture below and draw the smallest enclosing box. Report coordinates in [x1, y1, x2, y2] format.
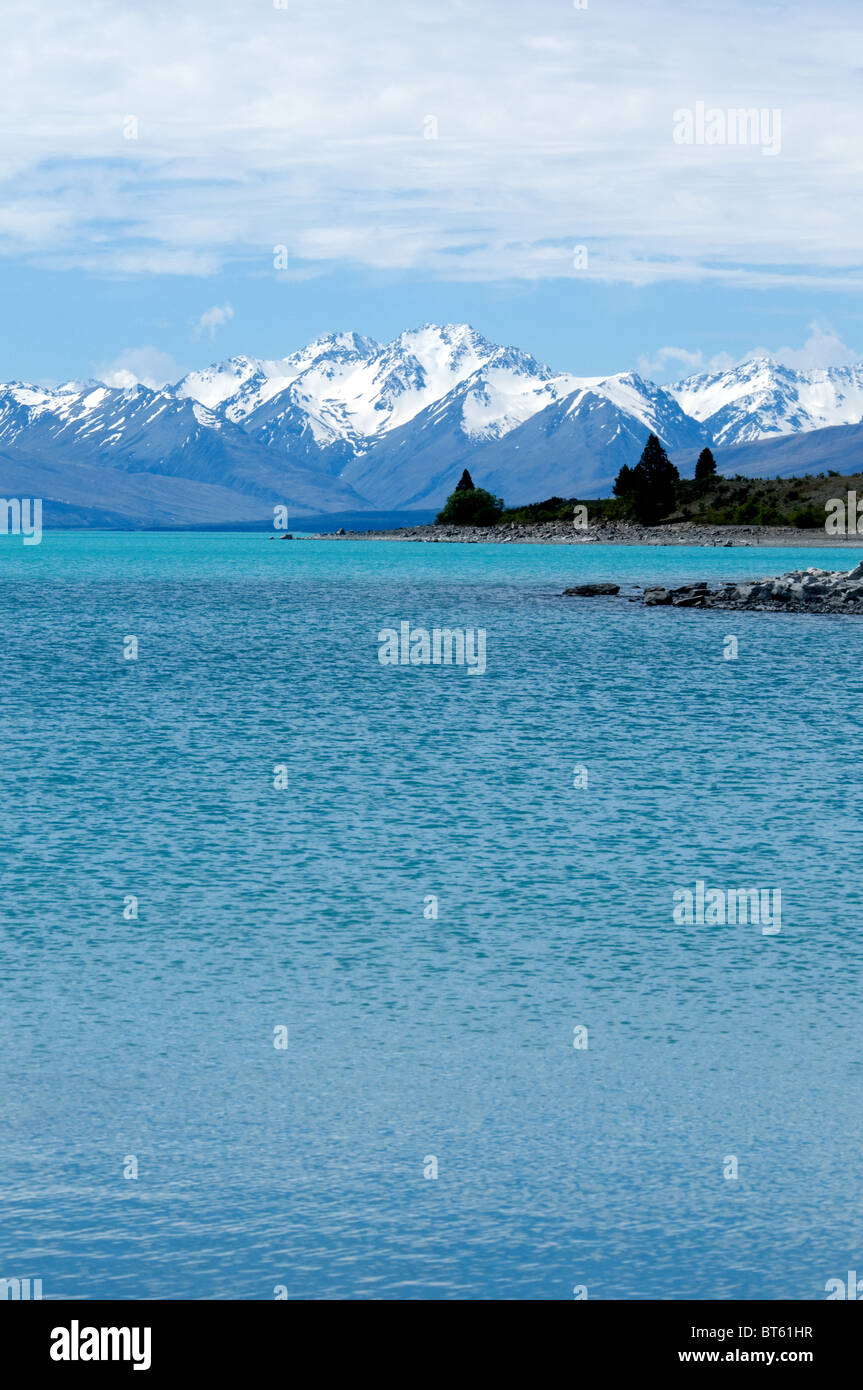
[1, 532, 862, 1300]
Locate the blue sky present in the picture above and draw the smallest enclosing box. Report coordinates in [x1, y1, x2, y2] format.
[2, 0, 862, 385]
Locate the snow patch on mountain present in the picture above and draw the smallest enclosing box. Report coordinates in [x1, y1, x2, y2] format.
[670, 358, 863, 444]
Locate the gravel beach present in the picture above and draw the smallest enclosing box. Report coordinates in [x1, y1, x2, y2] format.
[319, 519, 863, 548]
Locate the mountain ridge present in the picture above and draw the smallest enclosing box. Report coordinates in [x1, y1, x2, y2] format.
[3, 324, 863, 526]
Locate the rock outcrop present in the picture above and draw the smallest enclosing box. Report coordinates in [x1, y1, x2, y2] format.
[563, 562, 863, 613]
[639, 562, 863, 612]
[562, 582, 620, 597]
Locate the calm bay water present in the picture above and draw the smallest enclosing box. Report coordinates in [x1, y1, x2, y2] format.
[1, 532, 862, 1300]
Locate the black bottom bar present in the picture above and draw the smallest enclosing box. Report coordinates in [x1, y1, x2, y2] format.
[4, 1299, 857, 1377]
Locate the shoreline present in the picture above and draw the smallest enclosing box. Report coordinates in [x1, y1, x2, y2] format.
[319, 520, 863, 548]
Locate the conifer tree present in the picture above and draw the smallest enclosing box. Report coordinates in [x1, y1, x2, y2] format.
[613, 463, 635, 496]
[694, 447, 717, 480]
[627, 433, 680, 525]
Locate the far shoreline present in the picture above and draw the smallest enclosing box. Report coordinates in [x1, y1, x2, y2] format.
[316, 520, 863, 549]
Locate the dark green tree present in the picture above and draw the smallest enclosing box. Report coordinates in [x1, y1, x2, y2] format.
[435, 477, 504, 526]
[613, 462, 636, 496]
[626, 433, 680, 525]
[694, 447, 717, 480]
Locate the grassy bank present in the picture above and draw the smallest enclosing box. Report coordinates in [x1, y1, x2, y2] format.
[499, 470, 863, 530]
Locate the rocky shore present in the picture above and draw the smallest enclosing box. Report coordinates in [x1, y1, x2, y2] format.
[321, 519, 863, 548]
[564, 560, 863, 614]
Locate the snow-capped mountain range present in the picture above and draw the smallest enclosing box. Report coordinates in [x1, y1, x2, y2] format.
[2, 324, 863, 526]
[670, 358, 863, 445]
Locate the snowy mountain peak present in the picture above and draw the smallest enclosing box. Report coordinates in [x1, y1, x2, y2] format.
[176, 356, 265, 410]
[671, 358, 863, 444]
[397, 321, 490, 350]
[285, 330, 379, 367]
[7, 331, 863, 527]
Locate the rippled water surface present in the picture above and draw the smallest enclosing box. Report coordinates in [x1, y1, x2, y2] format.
[1, 533, 862, 1300]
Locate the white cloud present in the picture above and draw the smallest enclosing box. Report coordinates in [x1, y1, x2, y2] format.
[95, 346, 183, 389]
[637, 346, 734, 379]
[193, 304, 234, 340]
[639, 324, 861, 383]
[763, 323, 861, 370]
[0, 1, 862, 286]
